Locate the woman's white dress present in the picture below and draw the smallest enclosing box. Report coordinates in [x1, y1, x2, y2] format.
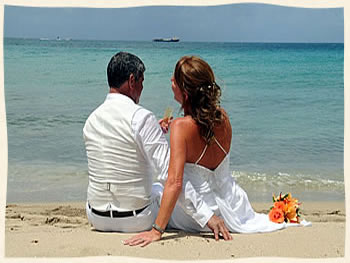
[168, 139, 309, 233]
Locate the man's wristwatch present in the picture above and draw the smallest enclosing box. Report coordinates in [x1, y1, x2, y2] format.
[152, 223, 165, 234]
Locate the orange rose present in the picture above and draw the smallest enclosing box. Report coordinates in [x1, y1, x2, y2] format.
[269, 208, 285, 223]
[274, 201, 286, 212]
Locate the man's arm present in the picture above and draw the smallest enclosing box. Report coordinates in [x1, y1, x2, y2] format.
[132, 108, 170, 185]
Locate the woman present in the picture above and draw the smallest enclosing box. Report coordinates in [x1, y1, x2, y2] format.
[124, 56, 288, 247]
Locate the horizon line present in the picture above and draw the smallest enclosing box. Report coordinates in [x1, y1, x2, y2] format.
[3, 36, 345, 45]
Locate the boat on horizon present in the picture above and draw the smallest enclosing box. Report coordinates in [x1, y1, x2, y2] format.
[39, 37, 72, 41]
[153, 37, 179, 42]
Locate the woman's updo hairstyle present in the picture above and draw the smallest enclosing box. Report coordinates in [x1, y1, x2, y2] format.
[174, 56, 223, 143]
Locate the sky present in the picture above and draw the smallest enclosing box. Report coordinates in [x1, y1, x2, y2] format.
[4, 3, 344, 43]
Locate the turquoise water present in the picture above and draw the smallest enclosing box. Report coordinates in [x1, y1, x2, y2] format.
[4, 38, 344, 202]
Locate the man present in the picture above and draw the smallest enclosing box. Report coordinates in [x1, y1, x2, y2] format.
[83, 52, 230, 237]
[83, 52, 168, 232]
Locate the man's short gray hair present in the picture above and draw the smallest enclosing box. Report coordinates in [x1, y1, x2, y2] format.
[107, 52, 145, 88]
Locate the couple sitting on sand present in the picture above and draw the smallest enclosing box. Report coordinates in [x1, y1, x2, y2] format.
[83, 52, 293, 247]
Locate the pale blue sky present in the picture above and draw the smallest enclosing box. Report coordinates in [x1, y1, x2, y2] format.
[4, 4, 344, 43]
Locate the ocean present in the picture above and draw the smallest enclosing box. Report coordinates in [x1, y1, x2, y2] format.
[4, 38, 344, 203]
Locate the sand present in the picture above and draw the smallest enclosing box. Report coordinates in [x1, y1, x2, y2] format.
[4, 201, 346, 260]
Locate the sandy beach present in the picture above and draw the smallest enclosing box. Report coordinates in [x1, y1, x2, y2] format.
[4, 201, 345, 259]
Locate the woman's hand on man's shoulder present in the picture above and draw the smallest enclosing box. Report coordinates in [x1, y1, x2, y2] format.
[159, 117, 173, 134]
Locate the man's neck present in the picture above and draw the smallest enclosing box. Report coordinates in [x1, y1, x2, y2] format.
[109, 86, 137, 104]
[109, 87, 121, 94]
[110, 81, 129, 94]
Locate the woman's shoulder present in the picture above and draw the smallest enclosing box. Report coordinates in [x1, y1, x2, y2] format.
[170, 116, 198, 135]
[214, 108, 232, 136]
[219, 108, 231, 125]
[219, 107, 229, 118]
[171, 116, 195, 127]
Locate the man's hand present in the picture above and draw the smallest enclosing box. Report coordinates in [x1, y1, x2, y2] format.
[123, 229, 162, 247]
[159, 117, 173, 134]
[206, 215, 232, 241]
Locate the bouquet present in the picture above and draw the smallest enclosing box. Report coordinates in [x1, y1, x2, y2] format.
[268, 193, 301, 223]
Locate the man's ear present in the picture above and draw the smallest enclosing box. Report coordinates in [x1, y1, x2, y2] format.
[128, 74, 135, 89]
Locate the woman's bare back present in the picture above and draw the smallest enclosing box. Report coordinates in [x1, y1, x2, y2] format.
[182, 110, 232, 170]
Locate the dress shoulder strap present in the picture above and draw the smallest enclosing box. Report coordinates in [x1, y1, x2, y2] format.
[195, 136, 227, 165]
[214, 137, 228, 155]
[195, 144, 208, 165]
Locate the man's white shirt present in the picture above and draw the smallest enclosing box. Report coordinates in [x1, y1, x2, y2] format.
[131, 106, 169, 185]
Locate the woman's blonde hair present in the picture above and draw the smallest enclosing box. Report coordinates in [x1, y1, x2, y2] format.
[174, 56, 223, 143]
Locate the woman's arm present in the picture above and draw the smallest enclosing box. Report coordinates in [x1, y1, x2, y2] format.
[123, 119, 187, 247]
[153, 118, 187, 229]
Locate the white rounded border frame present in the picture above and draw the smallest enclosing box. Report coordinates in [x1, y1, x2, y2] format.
[0, 0, 347, 263]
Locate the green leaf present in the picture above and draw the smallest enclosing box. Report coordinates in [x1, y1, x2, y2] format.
[272, 194, 276, 202]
